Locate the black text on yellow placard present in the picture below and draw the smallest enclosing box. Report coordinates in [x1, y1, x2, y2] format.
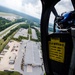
[49, 38, 65, 63]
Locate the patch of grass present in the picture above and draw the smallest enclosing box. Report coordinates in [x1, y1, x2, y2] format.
[19, 36, 28, 40]
[13, 35, 29, 42]
[0, 39, 4, 46]
[0, 58, 1, 60]
[28, 28, 32, 34]
[31, 27, 41, 41]
[0, 30, 18, 53]
[0, 71, 21, 75]
[31, 38, 39, 42]
[44, 73, 46, 75]
[30, 35, 39, 42]
[12, 38, 21, 42]
[10, 68, 14, 70]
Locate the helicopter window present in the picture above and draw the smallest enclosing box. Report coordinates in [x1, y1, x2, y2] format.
[48, 12, 55, 34]
[48, 0, 74, 33]
[0, 0, 43, 75]
[55, 0, 74, 15]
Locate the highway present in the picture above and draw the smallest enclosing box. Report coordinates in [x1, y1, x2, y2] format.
[0, 22, 26, 39]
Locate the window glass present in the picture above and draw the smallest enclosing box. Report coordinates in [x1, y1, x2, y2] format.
[0, 0, 44, 75]
[48, 0, 74, 34]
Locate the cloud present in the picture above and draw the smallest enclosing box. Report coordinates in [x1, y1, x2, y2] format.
[0, 0, 42, 19]
[22, 0, 38, 6]
[55, 0, 74, 15]
[58, 0, 74, 10]
[49, 0, 74, 23]
[0, 0, 22, 11]
[0, 0, 74, 20]
[21, 1, 42, 19]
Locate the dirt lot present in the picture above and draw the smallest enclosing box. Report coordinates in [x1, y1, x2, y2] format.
[0, 40, 20, 71]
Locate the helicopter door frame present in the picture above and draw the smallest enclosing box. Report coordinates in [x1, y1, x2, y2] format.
[40, 0, 60, 75]
[40, 0, 75, 75]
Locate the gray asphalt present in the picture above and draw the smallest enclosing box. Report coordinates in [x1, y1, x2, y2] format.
[0, 22, 25, 39]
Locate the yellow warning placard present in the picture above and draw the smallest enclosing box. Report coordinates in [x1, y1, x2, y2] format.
[48, 38, 65, 63]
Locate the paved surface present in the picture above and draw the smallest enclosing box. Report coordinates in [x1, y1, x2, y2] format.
[0, 26, 45, 75]
[33, 26, 40, 32]
[14, 28, 28, 38]
[32, 29, 38, 39]
[23, 40, 43, 75]
[0, 22, 26, 39]
[14, 43, 24, 74]
[25, 41, 42, 66]
[14, 40, 29, 75]
[0, 40, 20, 71]
[24, 66, 43, 75]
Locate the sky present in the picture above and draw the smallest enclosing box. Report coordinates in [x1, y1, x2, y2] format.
[0, 0, 42, 19]
[0, 0, 74, 22]
[50, 0, 74, 23]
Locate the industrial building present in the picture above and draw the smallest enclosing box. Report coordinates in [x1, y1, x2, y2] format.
[20, 40, 43, 75]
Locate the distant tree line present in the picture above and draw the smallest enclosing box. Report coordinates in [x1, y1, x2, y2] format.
[0, 17, 11, 26]
[15, 18, 26, 23]
[19, 24, 29, 29]
[27, 20, 40, 27]
[0, 18, 26, 31]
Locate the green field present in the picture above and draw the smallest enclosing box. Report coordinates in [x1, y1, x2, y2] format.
[0, 71, 21, 75]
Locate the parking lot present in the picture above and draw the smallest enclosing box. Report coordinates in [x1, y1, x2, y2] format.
[14, 28, 28, 38]
[0, 27, 44, 75]
[0, 40, 20, 71]
[32, 29, 38, 39]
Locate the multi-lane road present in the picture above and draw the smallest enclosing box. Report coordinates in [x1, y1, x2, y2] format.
[0, 22, 26, 39]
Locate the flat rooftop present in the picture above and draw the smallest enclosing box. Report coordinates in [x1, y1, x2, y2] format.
[24, 65, 42, 75]
[24, 41, 42, 66]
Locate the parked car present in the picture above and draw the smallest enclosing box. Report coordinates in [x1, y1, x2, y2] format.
[9, 53, 16, 64]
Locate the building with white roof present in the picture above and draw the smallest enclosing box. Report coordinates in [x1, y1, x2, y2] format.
[25, 41, 42, 66]
[20, 40, 43, 75]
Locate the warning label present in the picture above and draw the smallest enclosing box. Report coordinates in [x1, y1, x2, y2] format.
[49, 38, 65, 63]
